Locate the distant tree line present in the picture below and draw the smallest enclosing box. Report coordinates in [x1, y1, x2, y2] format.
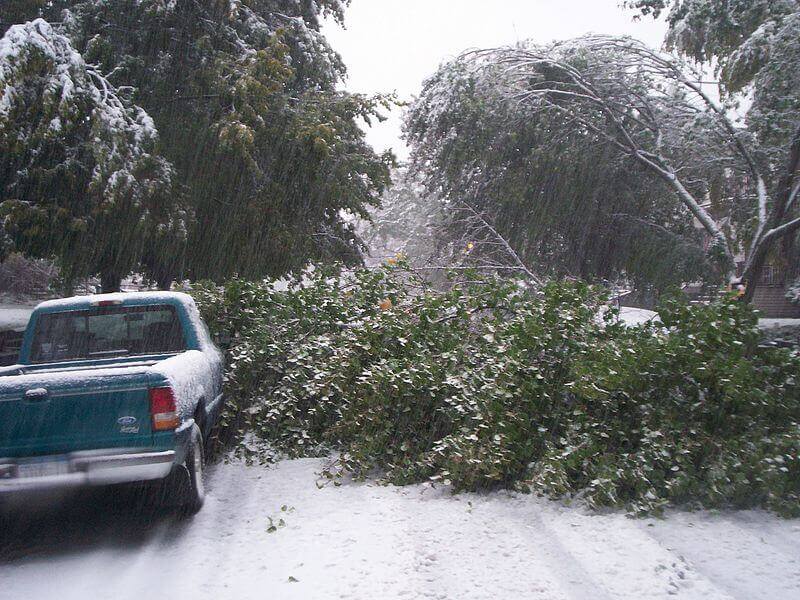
[0, 0, 392, 292]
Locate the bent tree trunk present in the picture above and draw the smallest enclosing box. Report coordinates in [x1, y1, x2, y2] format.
[741, 127, 800, 303]
[741, 247, 769, 303]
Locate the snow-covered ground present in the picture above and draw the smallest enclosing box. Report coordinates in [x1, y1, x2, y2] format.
[618, 306, 660, 326]
[0, 303, 35, 331]
[759, 318, 800, 329]
[1, 458, 798, 600]
[617, 306, 800, 330]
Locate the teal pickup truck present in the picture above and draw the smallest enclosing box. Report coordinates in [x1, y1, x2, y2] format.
[0, 292, 224, 515]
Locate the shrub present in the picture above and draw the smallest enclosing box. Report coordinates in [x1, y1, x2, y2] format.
[191, 264, 800, 516]
[555, 296, 800, 515]
[0, 253, 57, 299]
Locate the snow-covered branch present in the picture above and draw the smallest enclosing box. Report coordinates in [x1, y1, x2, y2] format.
[762, 214, 800, 244]
[786, 179, 800, 213]
[457, 201, 543, 286]
[490, 37, 735, 267]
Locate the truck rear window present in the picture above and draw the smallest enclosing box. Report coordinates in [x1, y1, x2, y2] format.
[29, 305, 186, 363]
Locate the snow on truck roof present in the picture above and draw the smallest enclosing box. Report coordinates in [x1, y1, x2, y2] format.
[34, 291, 197, 313]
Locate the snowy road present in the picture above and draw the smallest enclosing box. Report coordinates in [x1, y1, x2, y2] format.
[1, 458, 799, 600]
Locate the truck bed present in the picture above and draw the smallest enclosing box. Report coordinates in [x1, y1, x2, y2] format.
[0, 355, 177, 458]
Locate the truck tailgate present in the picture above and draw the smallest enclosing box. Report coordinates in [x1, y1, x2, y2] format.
[0, 367, 155, 458]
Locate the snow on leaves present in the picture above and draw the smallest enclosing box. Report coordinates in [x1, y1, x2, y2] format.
[0, 19, 180, 282]
[191, 263, 800, 516]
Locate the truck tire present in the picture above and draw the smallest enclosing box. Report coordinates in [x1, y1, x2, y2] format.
[170, 424, 205, 517]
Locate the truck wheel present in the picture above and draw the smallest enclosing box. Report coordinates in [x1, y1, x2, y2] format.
[172, 424, 205, 517]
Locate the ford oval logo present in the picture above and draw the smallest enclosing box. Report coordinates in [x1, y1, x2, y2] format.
[117, 416, 138, 426]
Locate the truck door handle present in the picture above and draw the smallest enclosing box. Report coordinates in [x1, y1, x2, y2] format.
[24, 388, 49, 402]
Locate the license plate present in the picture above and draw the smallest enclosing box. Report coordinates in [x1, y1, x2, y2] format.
[17, 460, 70, 478]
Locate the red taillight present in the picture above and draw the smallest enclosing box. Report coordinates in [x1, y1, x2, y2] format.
[149, 387, 180, 431]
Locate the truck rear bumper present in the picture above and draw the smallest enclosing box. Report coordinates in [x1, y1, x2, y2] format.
[0, 449, 175, 493]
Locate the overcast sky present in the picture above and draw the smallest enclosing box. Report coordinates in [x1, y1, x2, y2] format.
[323, 0, 667, 160]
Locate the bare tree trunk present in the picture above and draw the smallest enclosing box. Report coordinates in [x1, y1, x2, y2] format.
[60, 277, 75, 298]
[157, 274, 173, 291]
[742, 246, 769, 302]
[100, 271, 122, 293]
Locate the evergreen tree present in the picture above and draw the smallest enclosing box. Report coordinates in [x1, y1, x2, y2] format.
[1, 1, 392, 289]
[0, 19, 183, 292]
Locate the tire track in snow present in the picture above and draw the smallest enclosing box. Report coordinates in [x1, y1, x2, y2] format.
[500, 498, 614, 600]
[640, 511, 800, 600]
[160, 459, 270, 597]
[536, 505, 736, 599]
[0, 488, 178, 600]
[388, 488, 578, 600]
[719, 511, 800, 563]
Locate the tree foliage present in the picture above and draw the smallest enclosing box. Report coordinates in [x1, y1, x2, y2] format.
[407, 32, 800, 297]
[0, 19, 183, 290]
[627, 0, 800, 291]
[404, 45, 716, 293]
[625, 0, 797, 91]
[192, 263, 800, 516]
[1, 0, 393, 288]
[625, 0, 800, 162]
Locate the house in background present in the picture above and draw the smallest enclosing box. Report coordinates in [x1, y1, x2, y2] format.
[747, 263, 800, 318]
